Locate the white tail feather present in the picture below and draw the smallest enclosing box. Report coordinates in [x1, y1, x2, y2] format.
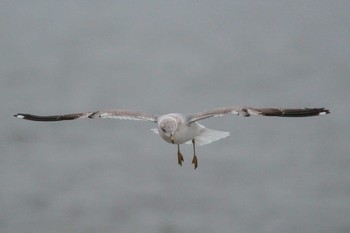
[186, 128, 230, 146]
[152, 126, 230, 146]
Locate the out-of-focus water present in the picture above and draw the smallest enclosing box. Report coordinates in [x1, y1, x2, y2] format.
[1, 1, 349, 233]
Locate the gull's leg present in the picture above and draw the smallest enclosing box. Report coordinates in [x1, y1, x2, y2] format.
[192, 139, 198, 169]
[177, 144, 184, 166]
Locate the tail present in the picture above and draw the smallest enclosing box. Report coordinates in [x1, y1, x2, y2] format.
[186, 126, 230, 146]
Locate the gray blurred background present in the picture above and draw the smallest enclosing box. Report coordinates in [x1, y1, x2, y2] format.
[1, 1, 349, 233]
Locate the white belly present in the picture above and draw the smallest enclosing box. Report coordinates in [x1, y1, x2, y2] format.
[171, 122, 203, 144]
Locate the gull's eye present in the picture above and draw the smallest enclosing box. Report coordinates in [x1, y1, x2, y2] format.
[161, 127, 166, 133]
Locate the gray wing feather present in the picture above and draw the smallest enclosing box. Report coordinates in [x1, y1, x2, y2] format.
[89, 110, 157, 122]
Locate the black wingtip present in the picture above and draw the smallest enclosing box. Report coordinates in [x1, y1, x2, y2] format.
[13, 113, 52, 121]
[292, 108, 331, 117]
[260, 107, 330, 117]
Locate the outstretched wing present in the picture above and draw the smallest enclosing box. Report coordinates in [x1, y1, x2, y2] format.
[14, 110, 157, 122]
[187, 106, 330, 124]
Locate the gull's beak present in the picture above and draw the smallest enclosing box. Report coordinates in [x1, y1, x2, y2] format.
[171, 135, 175, 144]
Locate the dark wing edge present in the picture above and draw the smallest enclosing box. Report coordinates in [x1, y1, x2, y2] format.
[13, 112, 93, 121]
[187, 106, 330, 123]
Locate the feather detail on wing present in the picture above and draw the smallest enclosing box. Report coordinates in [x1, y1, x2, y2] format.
[187, 106, 330, 123]
[14, 110, 157, 122]
[89, 110, 157, 122]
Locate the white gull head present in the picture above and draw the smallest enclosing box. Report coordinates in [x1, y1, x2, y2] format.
[157, 114, 179, 144]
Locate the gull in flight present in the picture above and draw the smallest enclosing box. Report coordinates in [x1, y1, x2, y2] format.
[14, 106, 329, 169]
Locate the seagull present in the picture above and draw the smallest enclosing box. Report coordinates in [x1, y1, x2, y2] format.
[14, 106, 329, 169]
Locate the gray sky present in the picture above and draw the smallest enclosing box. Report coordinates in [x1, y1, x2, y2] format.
[1, 1, 349, 233]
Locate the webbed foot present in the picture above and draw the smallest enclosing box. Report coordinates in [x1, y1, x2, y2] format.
[177, 145, 184, 166]
[192, 155, 198, 169]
